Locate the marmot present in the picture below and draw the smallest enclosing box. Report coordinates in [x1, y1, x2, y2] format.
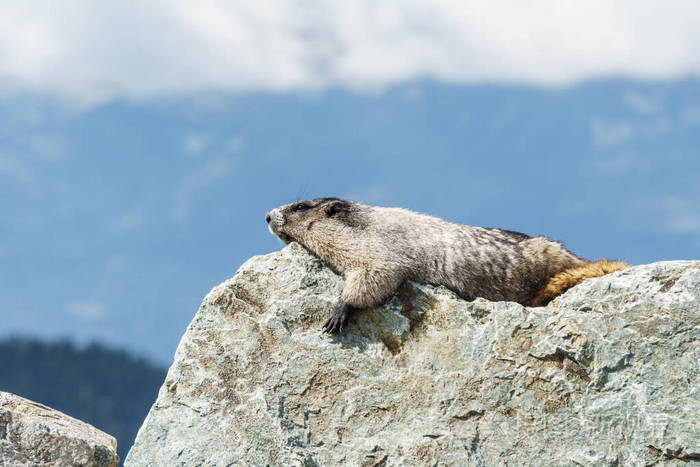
[266, 198, 627, 333]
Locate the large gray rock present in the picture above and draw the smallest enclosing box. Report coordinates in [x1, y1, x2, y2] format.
[0, 391, 118, 466]
[127, 244, 699, 466]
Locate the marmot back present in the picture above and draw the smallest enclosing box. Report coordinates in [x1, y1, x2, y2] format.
[266, 198, 627, 333]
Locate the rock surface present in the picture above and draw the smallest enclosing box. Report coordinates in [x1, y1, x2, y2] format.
[0, 391, 119, 466]
[127, 244, 699, 466]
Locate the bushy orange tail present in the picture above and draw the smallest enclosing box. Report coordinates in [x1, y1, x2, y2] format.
[533, 260, 628, 306]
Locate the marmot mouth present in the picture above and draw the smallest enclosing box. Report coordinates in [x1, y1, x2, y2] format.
[269, 224, 293, 244]
[277, 232, 293, 244]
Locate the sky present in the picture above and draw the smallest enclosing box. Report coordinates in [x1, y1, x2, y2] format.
[1, 2, 700, 364]
[2, 1, 700, 103]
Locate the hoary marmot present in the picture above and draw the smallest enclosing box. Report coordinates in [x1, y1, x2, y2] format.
[266, 198, 626, 333]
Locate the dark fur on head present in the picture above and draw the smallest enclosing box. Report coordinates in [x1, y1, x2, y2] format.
[267, 198, 365, 245]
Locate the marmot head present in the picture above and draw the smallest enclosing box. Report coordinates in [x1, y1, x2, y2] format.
[266, 198, 363, 247]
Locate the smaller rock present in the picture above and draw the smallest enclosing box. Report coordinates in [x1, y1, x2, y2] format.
[0, 391, 118, 467]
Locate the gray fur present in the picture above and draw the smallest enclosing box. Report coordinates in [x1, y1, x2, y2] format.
[266, 198, 587, 331]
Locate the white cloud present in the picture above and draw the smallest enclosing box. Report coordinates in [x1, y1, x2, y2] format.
[1, 1, 699, 105]
[65, 299, 108, 320]
[660, 195, 700, 235]
[680, 107, 700, 127]
[590, 120, 637, 148]
[112, 207, 148, 232]
[590, 114, 682, 149]
[591, 153, 651, 174]
[183, 133, 209, 156]
[0, 154, 37, 184]
[105, 255, 130, 273]
[621, 91, 660, 115]
[225, 135, 246, 154]
[171, 158, 233, 221]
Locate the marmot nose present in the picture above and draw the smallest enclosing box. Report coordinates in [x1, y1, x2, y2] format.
[265, 213, 271, 223]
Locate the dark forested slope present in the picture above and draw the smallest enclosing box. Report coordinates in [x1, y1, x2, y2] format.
[0, 337, 166, 463]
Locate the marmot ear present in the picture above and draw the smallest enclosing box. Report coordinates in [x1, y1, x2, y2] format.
[325, 201, 344, 217]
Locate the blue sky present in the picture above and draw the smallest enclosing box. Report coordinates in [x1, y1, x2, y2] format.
[2, 2, 699, 364]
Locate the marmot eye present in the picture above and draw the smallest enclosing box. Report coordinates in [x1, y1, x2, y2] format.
[293, 204, 309, 212]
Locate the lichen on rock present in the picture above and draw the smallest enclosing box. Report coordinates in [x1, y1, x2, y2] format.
[126, 244, 700, 466]
[0, 391, 119, 467]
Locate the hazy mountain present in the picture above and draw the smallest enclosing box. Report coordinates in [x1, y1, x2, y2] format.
[0, 337, 165, 463]
[1, 78, 699, 363]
